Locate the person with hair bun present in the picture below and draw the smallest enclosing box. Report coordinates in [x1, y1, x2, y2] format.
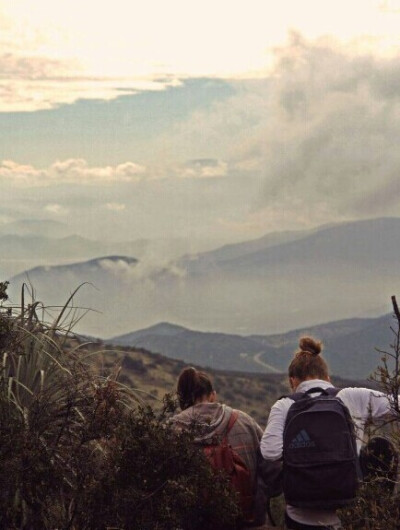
[172, 366, 267, 528]
[260, 336, 398, 530]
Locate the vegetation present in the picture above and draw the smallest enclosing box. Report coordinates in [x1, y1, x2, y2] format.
[0, 282, 238, 529]
[2, 279, 400, 529]
[338, 296, 400, 529]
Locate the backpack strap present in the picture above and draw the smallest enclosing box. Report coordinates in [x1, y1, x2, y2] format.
[224, 410, 239, 441]
[323, 387, 341, 397]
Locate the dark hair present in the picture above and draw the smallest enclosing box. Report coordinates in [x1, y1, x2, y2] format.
[288, 336, 329, 382]
[177, 367, 214, 410]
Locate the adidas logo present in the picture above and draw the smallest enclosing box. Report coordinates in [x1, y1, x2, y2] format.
[289, 429, 316, 449]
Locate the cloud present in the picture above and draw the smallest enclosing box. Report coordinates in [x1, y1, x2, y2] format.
[0, 74, 182, 112]
[155, 34, 400, 232]
[98, 255, 187, 286]
[0, 159, 146, 187]
[3, 0, 400, 112]
[44, 203, 69, 215]
[0, 160, 46, 186]
[251, 35, 400, 219]
[176, 159, 228, 179]
[7, 31, 400, 242]
[106, 203, 126, 211]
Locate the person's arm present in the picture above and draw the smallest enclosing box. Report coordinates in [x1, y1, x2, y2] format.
[260, 399, 290, 461]
[339, 387, 395, 423]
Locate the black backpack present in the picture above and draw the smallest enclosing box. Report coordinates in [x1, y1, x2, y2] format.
[282, 387, 359, 510]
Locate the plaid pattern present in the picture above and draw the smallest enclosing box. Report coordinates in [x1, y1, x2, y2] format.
[172, 403, 263, 487]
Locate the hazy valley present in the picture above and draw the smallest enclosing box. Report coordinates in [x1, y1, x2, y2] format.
[3, 216, 400, 379]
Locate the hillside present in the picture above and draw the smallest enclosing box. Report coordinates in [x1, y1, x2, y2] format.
[110, 322, 274, 373]
[81, 339, 370, 426]
[110, 313, 394, 379]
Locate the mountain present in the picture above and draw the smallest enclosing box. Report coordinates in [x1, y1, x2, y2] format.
[151, 217, 400, 333]
[0, 233, 219, 278]
[110, 322, 274, 373]
[9, 256, 139, 336]
[109, 313, 395, 379]
[0, 234, 106, 260]
[0, 219, 72, 238]
[179, 226, 324, 269]
[7, 217, 400, 338]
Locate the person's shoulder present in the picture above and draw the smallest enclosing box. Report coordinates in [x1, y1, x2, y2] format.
[272, 396, 294, 410]
[336, 387, 387, 409]
[234, 408, 257, 424]
[337, 386, 385, 398]
[234, 408, 262, 428]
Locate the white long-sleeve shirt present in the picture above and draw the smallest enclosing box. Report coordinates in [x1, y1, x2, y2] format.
[260, 379, 394, 527]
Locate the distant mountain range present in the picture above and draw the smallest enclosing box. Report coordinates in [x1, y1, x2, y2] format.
[0, 228, 212, 278]
[109, 312, 395, 379]
[0, 219, 73, 239]
[0, 233, 201, 261]
[7, 217, 400, 340]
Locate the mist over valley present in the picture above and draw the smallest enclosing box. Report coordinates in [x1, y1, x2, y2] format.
[4, 216, 400, 379]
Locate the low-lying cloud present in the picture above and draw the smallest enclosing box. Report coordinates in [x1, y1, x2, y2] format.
[0, 159, 146, 187]
[176, 159, 228, 179]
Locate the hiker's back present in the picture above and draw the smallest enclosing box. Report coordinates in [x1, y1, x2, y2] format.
[172, 367, 265, 527]
[260, 336, 398, 530]
[283, 387, 358, 509]
[202, 409, 257, 524]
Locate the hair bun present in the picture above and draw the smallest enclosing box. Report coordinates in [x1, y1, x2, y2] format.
[299, 336, 322, 356]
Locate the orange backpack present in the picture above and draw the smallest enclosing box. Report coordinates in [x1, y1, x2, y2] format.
[202, 410, 254, 523]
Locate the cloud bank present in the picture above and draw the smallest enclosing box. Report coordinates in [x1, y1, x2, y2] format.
[153, 35, 400, 233]
[0, 159, 146, 187]
[4, 34, 400, 242]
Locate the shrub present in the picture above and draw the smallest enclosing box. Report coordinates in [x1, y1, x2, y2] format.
[339, 295, 400, 529]
[78, 399, 239, 530]
[0, 283, 238, 529]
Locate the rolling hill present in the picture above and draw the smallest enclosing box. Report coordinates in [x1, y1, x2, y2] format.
[109, 313, 395, 379]
[79, 339, 368, 427]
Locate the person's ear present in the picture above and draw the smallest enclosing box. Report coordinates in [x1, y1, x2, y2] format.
[209, 390, 217, 403]
[289, 377, 298, 391]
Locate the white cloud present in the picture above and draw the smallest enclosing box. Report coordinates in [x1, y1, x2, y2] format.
[0, 73, 181, 112]
[150, 34, 400, 234]
[0, 159, 146, 187]
[106, 203, 126, 211]
[176, 159, 228, 179]
[0, 160, 45, 185]
[44, 203, 69, 215]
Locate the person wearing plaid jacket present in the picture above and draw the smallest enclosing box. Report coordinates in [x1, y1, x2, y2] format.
[171, 366, 268, 528]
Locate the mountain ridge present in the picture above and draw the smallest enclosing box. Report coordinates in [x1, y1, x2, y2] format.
[109, 312, 393, 379]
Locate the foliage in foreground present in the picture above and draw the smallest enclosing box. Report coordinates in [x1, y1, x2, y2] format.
[0, 282, 238, 529]
[338, 296, 400, 529]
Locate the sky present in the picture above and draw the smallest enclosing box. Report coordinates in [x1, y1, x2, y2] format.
[2, 0, 400, 244]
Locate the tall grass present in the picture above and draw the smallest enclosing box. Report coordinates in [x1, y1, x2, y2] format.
[0, 282, 238, 529]
[0, 282, 140, 528]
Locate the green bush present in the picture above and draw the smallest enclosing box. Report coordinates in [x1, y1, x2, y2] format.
[78, 401, 239, 530]
[338, 296, 400, 529]
[0, 282, 238, 529]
